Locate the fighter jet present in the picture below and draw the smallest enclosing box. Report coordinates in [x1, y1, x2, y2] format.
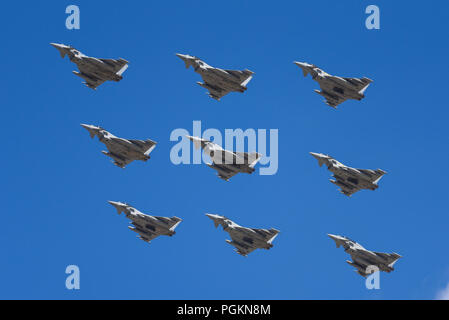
[186, 135, 262, 181]
[81, 124, 157, 168]
[50, 43, 128, 89]
[108, 201, 182, 244]
[176, 53, 254, 100]
[310, 152, 386, 197]
[328, 234, 402, 277]
[206, 214, 279, 256]
[294, 61, 372, 108]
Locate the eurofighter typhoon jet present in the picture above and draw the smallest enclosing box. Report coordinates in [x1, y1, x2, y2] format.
[310, 152, 386, 197]
[109, 201, 182, 244]
[187, 136, 262, 181]
[81, 124, 157, 168]
[51, 43, 128, 89]
[206, 214, 280, 256]
[294, 61, 372, 108]
[176, 54, 254, 100]
[328, 234, 402, 277]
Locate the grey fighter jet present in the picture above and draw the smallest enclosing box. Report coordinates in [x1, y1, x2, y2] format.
[328, 234, 402, 277]
[294, 61, 372, 108]
[81, 124, 157, 168]
[51, 43, 128, 89]
[310, 152, 386, 197]
[109, 201, 182, 244]
[176, 53, 254, 100]
[187, 135, 262, 181]
[206, 214, 279, 256]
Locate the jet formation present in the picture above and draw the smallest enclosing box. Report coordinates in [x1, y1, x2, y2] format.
[206, 214, 280, 256]
[109, 201, 182, 244]
[294, 61, 372, 108]
[52, 43, 402, 280]
[187, 136, 262, 181]
[81, 124, 157, 168]
[176, 54, 254, 100]
[51, 43, 129, 89]
[310, 152, 386, 197]
[328, 234, 402, 277]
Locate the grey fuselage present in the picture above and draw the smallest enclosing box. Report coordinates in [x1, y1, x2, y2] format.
[98, 131, 149, 163]
[327, 159, 382, 192]
[82, 124, 156, 168]
[206, 143, 257, 179]
[69, 50, 123, 82]
[188, 136, 261, 181]
[329, 234, 401, 277]
[207, 214, 279, 256]
[295, 62, 372, 108]
[126, 209, 177, 238]
[51, 43, 128, 89]
[109, 201, 182, 244]
[177, 54, 253, 100]
[311, 68, 365, 100]
[195, 63, 248, 93]
[311, 153, 386, 196]
[225, 224, 274, 254]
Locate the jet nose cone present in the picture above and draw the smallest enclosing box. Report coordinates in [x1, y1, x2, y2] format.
[176, 53, 188, 60]
[294, 61, 307, 67]
[310, 152, 322, 158]
[186, 135, 200, 144]
[205, 213, 220, 220]
[186, 135, 205, 141]
[50, 42, 69, 49]
[80, 123, 100, 130]
[109, 200, 126, 206]
[80, 123, 98, 131]
[327, 234, 341, 240]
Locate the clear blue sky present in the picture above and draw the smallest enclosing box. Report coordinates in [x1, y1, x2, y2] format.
[1, 1, 448, 300]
